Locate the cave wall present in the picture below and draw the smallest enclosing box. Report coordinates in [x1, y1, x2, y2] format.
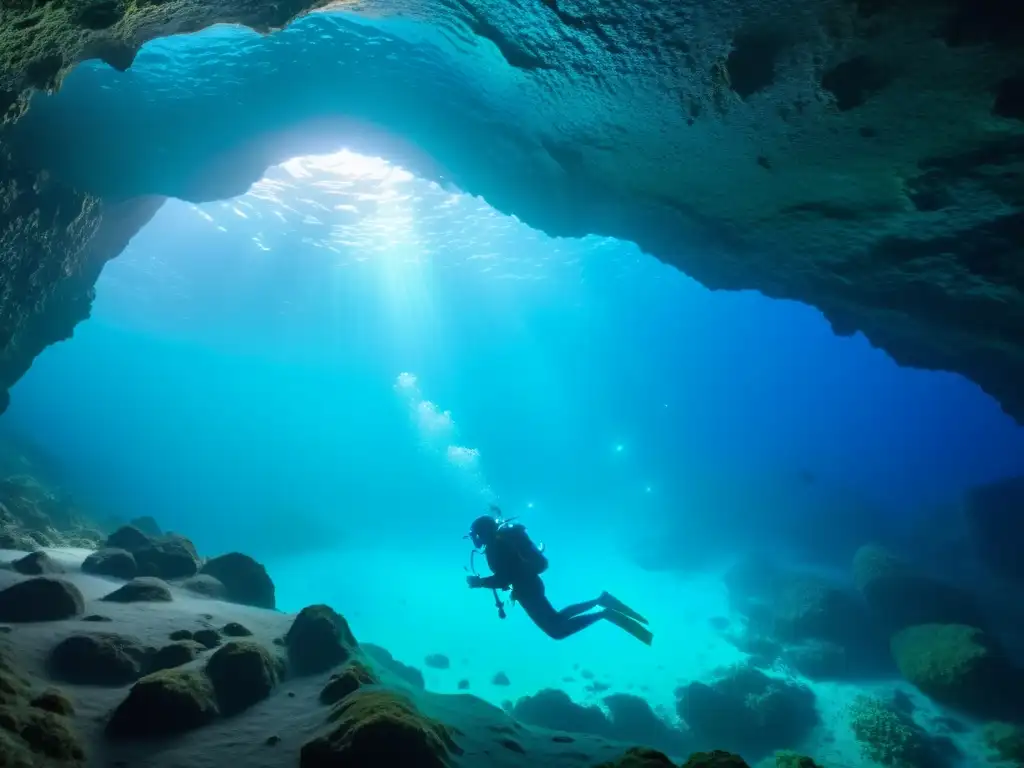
[1, 0, 1024, 419]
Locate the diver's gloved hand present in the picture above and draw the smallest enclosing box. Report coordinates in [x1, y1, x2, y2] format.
[466, 575, 483, 589]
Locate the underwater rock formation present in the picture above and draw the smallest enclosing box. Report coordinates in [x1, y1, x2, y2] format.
[285, 603, 358, 675]
[101, 576, 173, 603]
[48, 632, 152, 686]
[0, 0, 1024, 421]
[362, 642, 426, 689]
[82, 547, 136, 580]
[11, 550, 64, 575]
[0, 576, 84, 621]
[106, 669, 219, 739]
[319, 661, 379, 705]
[723, 556, 890, 680]
[675, 664, 818, 761]
[848, 693, 953, 768]
[889, 623, 1024, 720]
[853, 544, 983, 633]
[204, 639, 282, 715]
[0, 645, 85, 765]
[148, 639, 206, 673]
[300, 688, 462, 768]
[198, 552, 276, 609]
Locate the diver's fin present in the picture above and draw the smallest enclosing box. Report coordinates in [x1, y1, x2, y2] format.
[604, 609, 654, 646]
[599, 592, 649, 625]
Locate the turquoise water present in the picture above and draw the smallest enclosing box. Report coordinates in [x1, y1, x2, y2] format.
[5, 17, 1024, 768]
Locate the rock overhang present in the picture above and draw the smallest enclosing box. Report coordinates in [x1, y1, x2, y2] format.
[0, 0, 1023, 420]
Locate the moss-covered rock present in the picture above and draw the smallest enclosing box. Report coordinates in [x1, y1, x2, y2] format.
[11, 551, 63, 575]
[286, 604, 357, 675]
[773, 753, 821, 768]
[148, 640, 205, 673]
[134, 534, 200, 580]
[598, 746, 679, 767]
[890, 623, 1023, 717]
[300, 689, 460, 767]
[682, 752, 749, 767]
[48, 633, 152, 686]
[853, 545, 982, 632]
[30, 689, 74, 716]
[0, 577, 84, 621]
[200, 552, 275, 609]
[193, 628, 222, 649]
[848, 694, 937, 768]
[82, 548, 136, 580]
[222, 622, 252, 637]
[320, 661, 379, 705]
[180, 574, 227, 599]
[106, 669, 218, 740]
[675, 664, 818, 761]
[0, 645, 84, 765]
[101, 576, 172, 603]
[205, 640, 281, 716]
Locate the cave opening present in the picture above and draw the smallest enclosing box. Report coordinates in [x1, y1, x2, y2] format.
[2, 8, 1024, 763]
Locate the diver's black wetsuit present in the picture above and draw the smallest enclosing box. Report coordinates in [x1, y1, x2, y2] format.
[475, 531, 605, 641]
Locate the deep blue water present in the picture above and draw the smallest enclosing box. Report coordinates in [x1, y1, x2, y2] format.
[6, 152, 1024, 570]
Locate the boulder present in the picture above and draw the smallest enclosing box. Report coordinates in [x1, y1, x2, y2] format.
[106, 669, 219, 739]
[512, 688, 611, 736]
[965, 475, 1024, 583]
[773, 575, 869, 646]
[48, 633, 152, 686]
[320, 661, 379, 705]
[11, 550, 64, 575]
[362, 643, 424, 689]
[675, 664, 818, 761]
[205, 641, 282, 715]
[148, 641, 206, 673]
[128, 516, 162, 538]
[222, 622, 252, 637]
[0, 577, 84, 621]
[853, 545, 983, 632]
[105, 525, 151, 552]
[286, 604, 357, 675]
[199, 552, 275, 609]
[82, 548, 136, 580]
[134, 534, 200, 580]
[890, 623, 1024, 719]
[300, 689, 460, 768]
[101, 577, 172, 603]
[598, 747, 679, 768]
[849, 694, 944, 767]
[193, 628, 222, 649]
[180, 574, 227, 600]
[30, 689, 75, 716]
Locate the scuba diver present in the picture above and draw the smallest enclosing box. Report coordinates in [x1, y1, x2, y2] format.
[465, 508, 653, 645]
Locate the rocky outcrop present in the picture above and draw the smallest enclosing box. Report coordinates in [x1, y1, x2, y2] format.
[199, 552, 275, 609]
[890, 623, 1024, 719]
[300, 688, 461, 768]
[106, 669, 219, 739]
[285, 604, 357, 676]
[675, 664, 818, 760]
[204, 640, 282, 716]
[82, 547, 136, 579]
[2, 0, 1024, 421]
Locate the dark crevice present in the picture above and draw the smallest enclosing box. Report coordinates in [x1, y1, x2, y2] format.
[994, 77, 1024, 122]
[821, 56, 892, 111]
[944, 0, 1024, 48]
[726, 31, 786, 99]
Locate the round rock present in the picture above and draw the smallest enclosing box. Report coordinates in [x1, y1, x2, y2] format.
[101, 577, 173, 604]
[0, 577, 84, 622]
[200, 552, 276, 609]
[12, 551, 64, 575]
[49, 633, 152, 685]
[82, 548, 137, 580]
